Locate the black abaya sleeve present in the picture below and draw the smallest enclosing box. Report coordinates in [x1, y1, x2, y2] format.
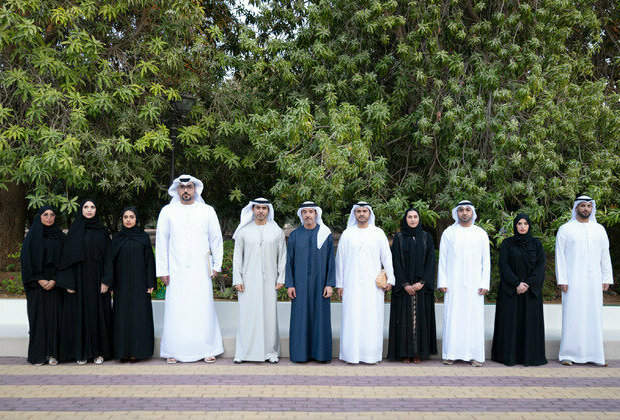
[498, 240, 520, 295]
[391, 234, 408, 296]
[101, 235, 114, 288]
[525, 240, 546, 298]
[144, 243, 156, 289]
[421, 232, 436, 293]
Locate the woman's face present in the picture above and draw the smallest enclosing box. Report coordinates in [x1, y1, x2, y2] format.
[516, 218, 529, 235]
[406, 210, 420, 228]
[82, 201, 96, 219]
[122, 210, 137, 228]
[40, 210, 56, 227]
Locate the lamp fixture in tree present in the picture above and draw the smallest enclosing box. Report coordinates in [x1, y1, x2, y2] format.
[169, 93, 196, 184]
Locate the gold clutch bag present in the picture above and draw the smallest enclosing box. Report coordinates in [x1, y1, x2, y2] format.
[375, 269, 387, 288]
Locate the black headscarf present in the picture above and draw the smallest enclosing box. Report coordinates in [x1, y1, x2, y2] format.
[398, 207, 425, 281]
[111, 207, 151, 259]
[510, 213, 538, 272]
[400, 208, 423, 238]
[59, 199, 109, 269]
[20, 205, 64, 284]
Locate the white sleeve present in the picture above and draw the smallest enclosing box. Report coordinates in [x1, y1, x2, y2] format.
[480, 231, 491, 290]
[335, 234, 346, 288]
[207, 208, 224, 272]
[555, 227, 568, 286]
[232, 232, 244, 286]
[155, 207, 170, 277]
[380, 231, 395, 285]
[276, 230, 287, 284]
[436, 231, 448, 288]
[600, 229, 614, 285]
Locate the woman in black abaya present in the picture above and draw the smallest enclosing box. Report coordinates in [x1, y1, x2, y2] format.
[112, 207, 155, 362]
[56, 199, 113, 364]
[491, 213, 547, 366]
[20, 206, 65, 365]
[387, 208, 437, 363]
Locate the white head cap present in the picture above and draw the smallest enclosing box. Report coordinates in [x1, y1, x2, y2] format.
[297, 201, 331, 248]
[347, 201, 376, 228]
[232, 198, 275, 240]
[571, 194, 597, 222]
[451, 200, 477, 226]
[168, 175, 205, 204]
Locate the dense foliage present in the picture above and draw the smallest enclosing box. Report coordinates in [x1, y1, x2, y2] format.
[1, 1, 618, 291]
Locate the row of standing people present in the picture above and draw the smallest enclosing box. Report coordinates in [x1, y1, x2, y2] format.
[21, 174, 613, 367]
[21, 202, 155, 365]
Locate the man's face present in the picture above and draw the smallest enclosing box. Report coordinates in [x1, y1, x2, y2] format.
[177, 183, 195, 202]
[301, 208, 317, 226]
[355, 207, 370, 224]
[252, 204, 269, 221]
[40, 210, 56, 227]
[457, 206, 473, 224]
[576, 201, 592, 219]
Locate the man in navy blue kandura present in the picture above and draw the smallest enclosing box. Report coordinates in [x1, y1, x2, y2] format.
[285, 201, 336, 363]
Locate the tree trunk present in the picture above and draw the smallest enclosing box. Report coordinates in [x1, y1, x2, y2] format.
[0, 182, 27, 271]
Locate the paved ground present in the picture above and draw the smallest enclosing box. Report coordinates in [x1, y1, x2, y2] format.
[0, 357, 619, 419]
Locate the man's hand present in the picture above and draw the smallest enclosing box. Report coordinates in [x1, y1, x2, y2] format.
[67, 289, 75, 294]
[46, 280, 56, 290]
[404, 285, 416, 296]
[235, 284, 245, 293]
[559, 284, 568, 293]
[276, 283, 284, 290]
[212, 270, 219, 277]
[336, 288, 343, 298]
[439, 287, 448, 293]
[38, 279, 49, 289]
[412, 282, 424, 292]
[161, 276, 170, 286]
[478, 288, 488, 295]
[603, 284, 610, 292]
[383, 283, 392, 291]
[100, 283, 109, 294]
[147, 288, 154, 294]
[323, 286, 333, 298]
[287, 287, 296, 300]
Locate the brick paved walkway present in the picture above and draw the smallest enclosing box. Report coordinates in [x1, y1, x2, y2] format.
[1, 357, 619, 419]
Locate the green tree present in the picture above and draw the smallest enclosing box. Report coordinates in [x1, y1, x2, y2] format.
[229, 0, 619, 239]
[0, 0, 237, 265]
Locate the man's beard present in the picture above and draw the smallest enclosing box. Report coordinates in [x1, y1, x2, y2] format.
[577, 209, 591, 219]
[459, 215, 472, 223]
[181, 193, 192, 202]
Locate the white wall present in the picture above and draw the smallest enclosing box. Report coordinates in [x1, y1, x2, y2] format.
[2, 299, 619, 359]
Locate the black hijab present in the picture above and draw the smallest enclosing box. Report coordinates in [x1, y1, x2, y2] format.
[111, 207, 151, 259]
[400, 208, 423, 238]
[59, 199, 109, 269]
[398, 208, 425, 281]
[509, 213, 538, 272]
[21, 205, 64, 284]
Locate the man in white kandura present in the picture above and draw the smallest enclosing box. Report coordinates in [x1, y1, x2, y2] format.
[336, 202, 395, 364]
[437, 200, 490, 367]
[556, 194, 613, 366]
[155, 175, 224, 363]
[232, 198, 286, 363]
